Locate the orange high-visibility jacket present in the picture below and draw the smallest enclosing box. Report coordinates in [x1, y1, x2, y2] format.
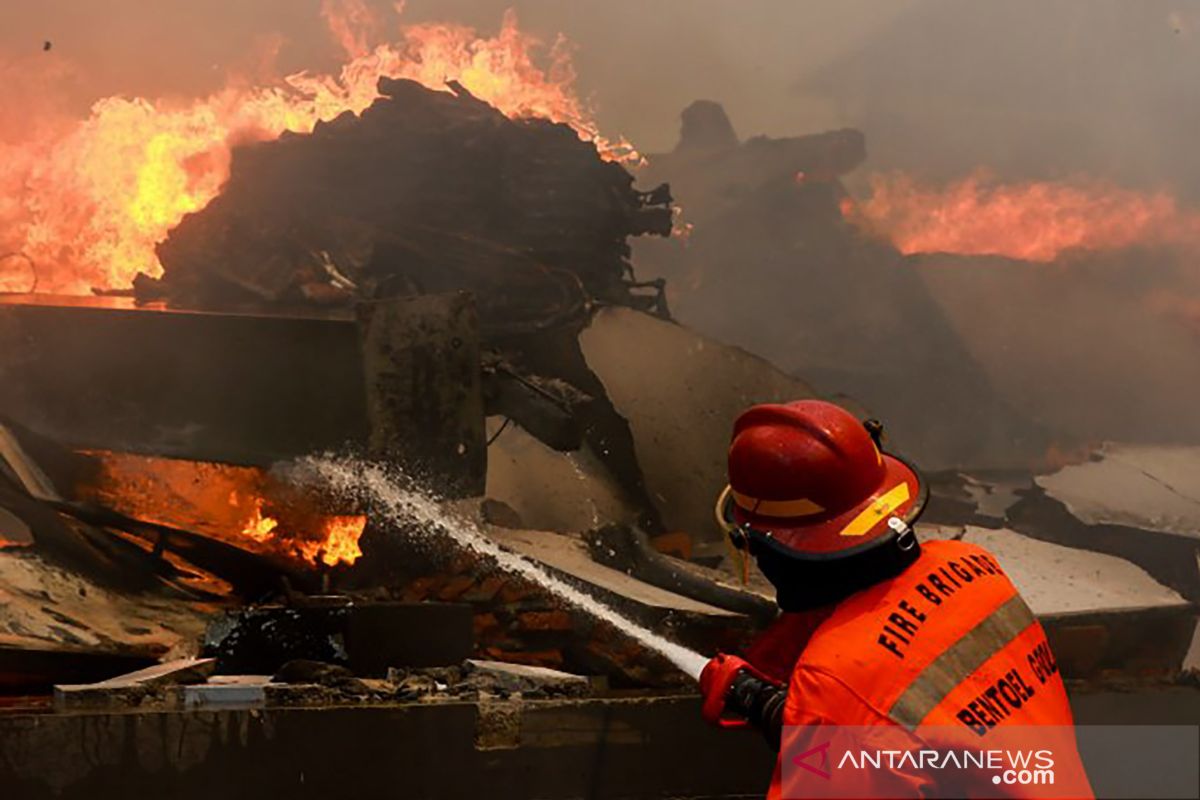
[757, 539, 1093, 799]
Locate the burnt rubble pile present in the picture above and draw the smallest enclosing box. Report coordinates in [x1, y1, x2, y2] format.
[147, 77, 673, 324]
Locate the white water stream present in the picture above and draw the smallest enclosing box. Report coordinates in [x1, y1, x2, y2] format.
[301, 457, 709, 680]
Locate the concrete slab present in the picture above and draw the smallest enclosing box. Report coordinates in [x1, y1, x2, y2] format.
[464, 659, 590, 697]
[91, 658, 216, 687]
[578, 306, 815, 543]
[54, 657, 215, 711]
[958, 526, 1194, 679]
[183, 678, 272, 709]
[961, 526, 1189, 616]
[1036, 444, 1200, 539]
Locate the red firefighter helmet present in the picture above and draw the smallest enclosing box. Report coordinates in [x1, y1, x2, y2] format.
[717, 400, 925, 556]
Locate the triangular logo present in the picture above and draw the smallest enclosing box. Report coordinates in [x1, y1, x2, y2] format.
[791, 740, 832, 780]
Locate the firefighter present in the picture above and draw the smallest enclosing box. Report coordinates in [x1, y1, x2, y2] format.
[700, 400, 1091, 799]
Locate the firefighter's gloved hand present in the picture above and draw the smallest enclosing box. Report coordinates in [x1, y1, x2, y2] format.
[701, 653, 789, 748]
[700, 652, 758, 727]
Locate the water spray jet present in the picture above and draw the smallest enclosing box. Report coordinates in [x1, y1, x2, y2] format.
[299, 457, 711, 681]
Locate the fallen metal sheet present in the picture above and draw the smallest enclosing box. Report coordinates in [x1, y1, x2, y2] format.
[1036, 443, 1200, 539]
[484, 417, 638, 533]
[578, 306, 816, 543]
[0, 295, 364, 465]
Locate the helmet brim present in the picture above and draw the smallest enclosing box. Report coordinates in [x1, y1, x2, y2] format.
[724, 451, 926, 556]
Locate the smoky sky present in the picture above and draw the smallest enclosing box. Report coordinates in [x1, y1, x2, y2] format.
[2, 0, 1198, 190]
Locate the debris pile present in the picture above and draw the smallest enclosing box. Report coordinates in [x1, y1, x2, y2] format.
[147, 78, 673, 325]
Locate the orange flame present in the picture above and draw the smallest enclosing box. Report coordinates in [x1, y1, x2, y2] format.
[81, 451, 366, 568]
[234, 494, 365, 568]
[237, 494, 281, 543]
[0, 6, 632, 295]
[297, 515, 368, 568]
[848, 171, 1200, 262]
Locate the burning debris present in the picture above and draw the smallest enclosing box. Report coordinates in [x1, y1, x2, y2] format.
[78, 451, 367, 569]
[145, 77, 671, 315]
[0, 9, 636, 296]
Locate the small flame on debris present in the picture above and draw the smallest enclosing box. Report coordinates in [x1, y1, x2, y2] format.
[233, 493, 365, 567]
[82, 452, 366, 568]
[304, 515, 368, 567]
[236, 494, 280, 542]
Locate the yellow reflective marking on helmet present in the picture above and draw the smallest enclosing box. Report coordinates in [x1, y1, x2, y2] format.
[731, 490, 825, 518]
[839, 482, 912, 537]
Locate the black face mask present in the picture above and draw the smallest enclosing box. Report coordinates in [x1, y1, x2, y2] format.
[748, 522, 921, 611]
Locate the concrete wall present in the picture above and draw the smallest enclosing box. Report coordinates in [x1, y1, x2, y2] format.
[0, 697, 773, 799]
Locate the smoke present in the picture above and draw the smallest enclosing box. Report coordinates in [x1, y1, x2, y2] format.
[4, 0, 1198, 455]
[799, 0, 1200, 202]
[8, 0, 1196, 183]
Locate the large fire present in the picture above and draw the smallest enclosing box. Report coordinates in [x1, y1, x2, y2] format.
[0, 2, 631, 295]
[848, 171, 1200, 262]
